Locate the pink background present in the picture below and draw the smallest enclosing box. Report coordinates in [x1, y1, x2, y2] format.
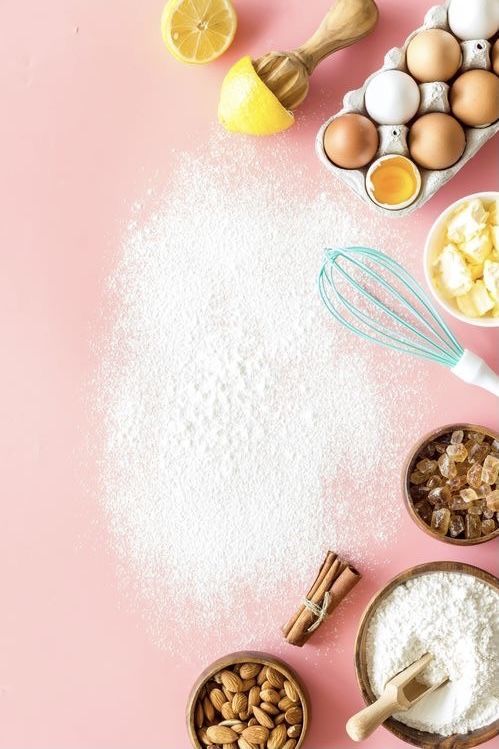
[1, 0, 498, 747]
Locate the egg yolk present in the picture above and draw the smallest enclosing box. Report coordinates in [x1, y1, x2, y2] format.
[370, 156, 418, 206]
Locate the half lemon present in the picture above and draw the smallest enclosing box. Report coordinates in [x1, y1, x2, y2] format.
[161, 0, 237, 64]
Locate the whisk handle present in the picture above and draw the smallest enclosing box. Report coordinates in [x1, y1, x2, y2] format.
[452, 349, 499, 397]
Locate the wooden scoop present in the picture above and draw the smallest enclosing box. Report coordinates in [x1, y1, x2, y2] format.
[346, 653, 448, 742]
[253, 0, 379, 111]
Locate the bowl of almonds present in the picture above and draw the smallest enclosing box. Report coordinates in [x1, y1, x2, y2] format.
[403, 423, 499, 545]
[186, 651, 310, 749]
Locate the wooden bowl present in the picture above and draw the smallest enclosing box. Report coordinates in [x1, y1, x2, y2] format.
[186, 650, 310, 748]
[402, 423, 499, 545]
[354, 561, 499, 749]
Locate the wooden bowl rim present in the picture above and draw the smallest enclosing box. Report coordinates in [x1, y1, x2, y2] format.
[354, 561, 499, 748]
[186, 650, 310, 749]
[401, 423, 499, 546]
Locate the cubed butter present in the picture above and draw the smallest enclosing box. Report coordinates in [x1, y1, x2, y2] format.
[446, 199, 489, 244]
[490, 225, 499, 253]
[456, 281, 494, 317]
[459, 229, 492, 264]
[483, 259, 499, 302]
[436, 245, 473, 297]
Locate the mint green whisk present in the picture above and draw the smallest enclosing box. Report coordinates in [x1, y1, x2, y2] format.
[318, 247, 499, 397]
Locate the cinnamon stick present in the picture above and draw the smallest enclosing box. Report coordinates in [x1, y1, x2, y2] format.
[282, 550, 361, 647]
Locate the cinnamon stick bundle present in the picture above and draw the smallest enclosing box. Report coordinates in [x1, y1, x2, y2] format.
[282, 550, 361, 647]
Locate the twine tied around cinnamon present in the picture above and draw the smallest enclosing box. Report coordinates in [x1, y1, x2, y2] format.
[304, 591, 331, 632]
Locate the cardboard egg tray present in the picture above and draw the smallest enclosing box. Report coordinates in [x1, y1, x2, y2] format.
[316, 2, 499, 217]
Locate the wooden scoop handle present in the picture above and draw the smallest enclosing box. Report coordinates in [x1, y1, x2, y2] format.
[346, 690, 401, 742]
[296, 0, 379, 74]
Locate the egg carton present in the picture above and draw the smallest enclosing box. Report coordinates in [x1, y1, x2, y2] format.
[316, 2, 499, 217]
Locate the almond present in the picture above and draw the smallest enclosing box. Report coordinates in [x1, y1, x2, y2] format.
[283, 681, 298, 703]
[203, 695, 216, 723]
[268, 723, 288, 749]
[239, 663, 261, 680]
[275, 713, 286, 725]
[238, 711, 250, 721]
[261, 680, 273, 691]
[257, 666, 267, 685]
[248, 686, 260, 709]
[221, 702, 236, 721]
[252, 705, 274, 729]
[195, 700, 204, 728]
[206, 725, 238, 743]
[241, 725, 270, 743]
[210, 688, 227, 713]
[266, 667, 285, 690]
[259, 701, 279, 716]
[282, 741, 297, 749]
[237, 739, 257, 749]
[284, 706, 302, 725]
[248, 717, 257, 726]
[220, 670, 244, 693]
[287, 724, 302, 738]
[232, 693, 247, 715]
[222, 744, 237, 749]
[260, 688, 280, 705]
[240, 678, 256, 691]
[278, 697, 293, 712]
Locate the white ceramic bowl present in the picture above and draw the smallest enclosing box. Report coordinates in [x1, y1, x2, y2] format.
[423, 191, 499, 328]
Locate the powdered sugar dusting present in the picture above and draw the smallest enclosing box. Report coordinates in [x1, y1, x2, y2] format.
[97, 132, 428, 655]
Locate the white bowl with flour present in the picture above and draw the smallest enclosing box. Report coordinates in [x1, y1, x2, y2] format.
[355, 562, 499, 746]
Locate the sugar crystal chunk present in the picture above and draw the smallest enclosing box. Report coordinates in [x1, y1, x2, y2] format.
[426, 475, 442, 489]
[449, 495, 468, 511]
[460, 488, 477, 503]
[468, 500, 486, 515]
[431, 508, 451, 535]
[414, 499, 432, 524]
[465, 514, 481, 539]
[410, 470, 427, 485]
[467, 463, 483, 489]
[477, 483, 491, 497]
[467, 431, 485, 443]
[481, 519, 496, 536]
[438, 453, 457, 479]
[447, 475, 468, 491]
[469, 442, 489, 464]
[416, 458, 437, 475]
[449, 513, 465, 537]
[451, 430, 464, 444]
[482, 454, 499, 484]
[486, 489, 499, 511]
[483, 509, 495, 519]
[446, 444, 468, 462]
[428, 485, 451, 506]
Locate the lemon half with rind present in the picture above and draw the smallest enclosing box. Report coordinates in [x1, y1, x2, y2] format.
[218, 56, 295, 135]
[161, 0, 237, 65]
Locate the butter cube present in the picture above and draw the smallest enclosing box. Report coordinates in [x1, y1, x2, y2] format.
[447, 199, 488, 244]
[459, 229, 492, 264]
[488, 198, 499, 226]
[456, 281, 494, 317]
[436, 245, 473, 297]
[483, 259, 499, 302]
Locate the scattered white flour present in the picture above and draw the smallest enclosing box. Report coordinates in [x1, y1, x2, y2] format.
[97, 130, 430, 654]
[366, 571, 499, 735]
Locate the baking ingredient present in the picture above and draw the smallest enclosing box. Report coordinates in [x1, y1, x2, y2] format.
[366, 155, 421, 209]
[409, 113, 466, 170]
[323, 113, 378, 169]
[493, 39, 499, 75]
[282, 551, 361, 647]
[432, 197, 499, 318]
[218, 56, 294, 135]
[450, 70, 499, 127]
[161, 0, 237, 64]
[193, 662, 304, 748]
[447, 0, 499, 41]
[410, 429, 499, 540]
[406, 29, 462, 82]
[364, 70, 420, 125]
[366, 571, 499, 735]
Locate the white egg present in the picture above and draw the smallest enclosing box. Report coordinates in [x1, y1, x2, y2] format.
[448, 0, 499, 40]
[364, 70, 421, 125]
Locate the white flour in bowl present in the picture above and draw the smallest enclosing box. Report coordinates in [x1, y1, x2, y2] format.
[366, 571, 499, 735]
[96, 131, 431, 654]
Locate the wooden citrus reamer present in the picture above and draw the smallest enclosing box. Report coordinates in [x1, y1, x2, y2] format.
[254, 0, 379, 111]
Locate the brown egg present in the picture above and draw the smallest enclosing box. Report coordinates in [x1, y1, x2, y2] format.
[450, 69, 499, 127]
[492, 39, 499, 76]
[323, 113, 379, 169]
[406, 29, 462, 82]
[409, 113, 466, 170]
